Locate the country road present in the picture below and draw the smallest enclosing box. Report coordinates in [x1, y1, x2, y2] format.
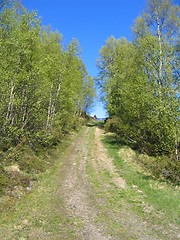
[0, 125, 179, 240]
[59, 126, 157, 240]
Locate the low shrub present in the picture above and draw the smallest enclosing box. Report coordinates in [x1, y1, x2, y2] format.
[138, 153, 180, 184]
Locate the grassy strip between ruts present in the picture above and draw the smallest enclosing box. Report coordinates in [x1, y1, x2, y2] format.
[86, 126, 138, 239]
[102, 133, 180, 226]
[86, 127, 165, 239]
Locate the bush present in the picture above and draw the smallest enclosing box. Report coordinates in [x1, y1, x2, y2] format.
[138, 154, 180, 184]
[104, 117, 121, 133]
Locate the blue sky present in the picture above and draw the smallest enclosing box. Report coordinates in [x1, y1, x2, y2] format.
[22, 0, 180, 118]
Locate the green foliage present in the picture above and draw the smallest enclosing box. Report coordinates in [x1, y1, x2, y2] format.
[0, 2, 95, 153]
[103, 134, 180, 224]
[138, 154, 180, 183]
[97, 0, 180, 162]
[0, 168, 10, 196]
[0, 1, 95, 196]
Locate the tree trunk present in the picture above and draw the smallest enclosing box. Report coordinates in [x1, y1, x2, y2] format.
[6, 82, 15, 124]
[174, 130, 179, 161]
[21, 86, 29, 129]
[157, 16, 163, 87]
[51, 80, 61, 122]
[46, 83, 53, 130]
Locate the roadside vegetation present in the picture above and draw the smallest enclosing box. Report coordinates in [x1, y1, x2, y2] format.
[0, 129, 82, 240]
[0, 0, 95, 197]
[102, 133, 180, 224]
[97, 0, 180, 184]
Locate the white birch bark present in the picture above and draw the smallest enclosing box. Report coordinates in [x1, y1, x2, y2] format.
[156, 16, 163, 87]
[51, 80, 61, 121]
[46, 83, 53, 129]
[6, 82, 15, 123]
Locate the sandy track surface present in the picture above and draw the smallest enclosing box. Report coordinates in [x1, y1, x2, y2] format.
[60, 127, 112, 240]
[59, 126, 165, 240]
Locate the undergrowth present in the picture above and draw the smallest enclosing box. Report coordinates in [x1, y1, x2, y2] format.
[0, 123, 84, 209]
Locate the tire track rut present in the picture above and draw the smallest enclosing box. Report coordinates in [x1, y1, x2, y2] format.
[61, 127, 112, 240]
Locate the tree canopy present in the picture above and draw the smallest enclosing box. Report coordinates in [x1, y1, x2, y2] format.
[97, 0, 180, 160]
[0, 0, 95, 151]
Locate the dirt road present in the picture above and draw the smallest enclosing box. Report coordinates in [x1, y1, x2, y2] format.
[57, 126, 165, 240]
[0, 125, 179, 239]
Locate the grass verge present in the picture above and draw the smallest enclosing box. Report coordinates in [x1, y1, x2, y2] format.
[0, 129, 84, 240]
[102, 134, 180, 225]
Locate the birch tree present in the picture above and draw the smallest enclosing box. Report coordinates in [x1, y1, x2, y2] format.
[0, 1, 95, 151]
[97, 0, 179, 157]
[133, 0, 180, 157]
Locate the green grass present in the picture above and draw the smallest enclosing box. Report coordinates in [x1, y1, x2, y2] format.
[0, 131, 83, 240]
[85, 127, 141, 239]
[102, 134, 180, 225]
